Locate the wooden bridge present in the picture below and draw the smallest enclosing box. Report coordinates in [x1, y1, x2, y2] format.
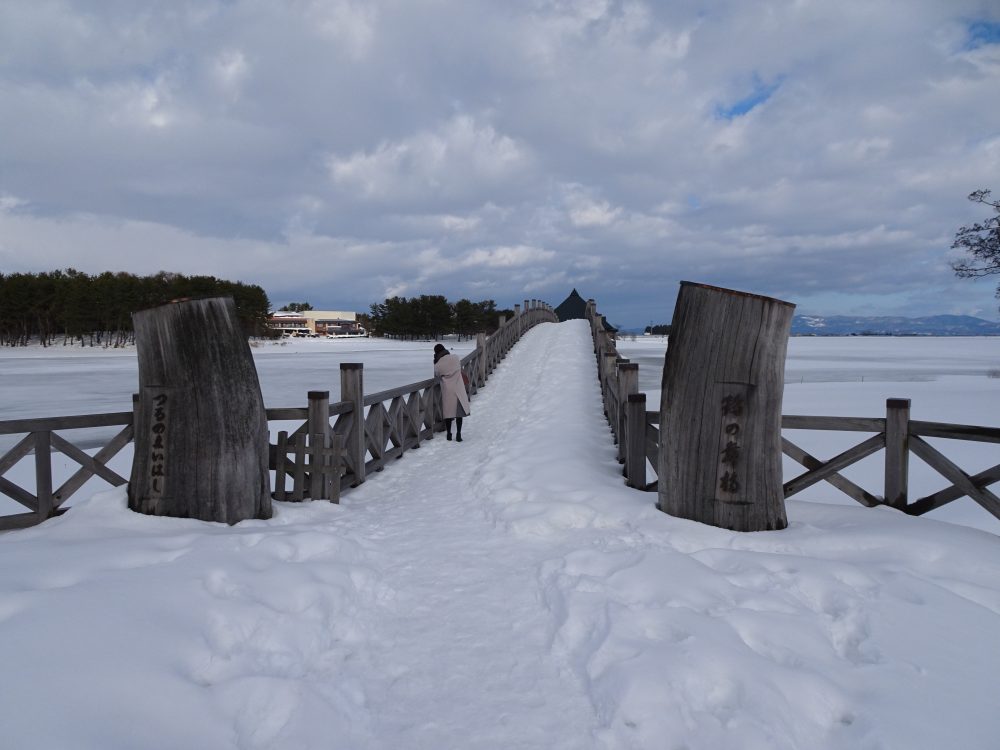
[2, 291, 999, 531]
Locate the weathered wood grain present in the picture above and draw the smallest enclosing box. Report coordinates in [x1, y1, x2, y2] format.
[884, 398, 910, 509]
[0, 411, 133, 435]
[658, 282, 794, 532]
[340, 363, 365, 487]
[625, 393, 647, 489]
[782, 436, 881, 507]
[128, 297, 271, 523]
[908, 435, 1000, 520]
[906, 462, 1000, 516]
[909, 421, 1000, 444]
[781, 415, 885, 432]
[782, 433, 885, 498]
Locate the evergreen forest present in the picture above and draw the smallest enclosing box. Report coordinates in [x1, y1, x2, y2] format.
[368, 296, 514, 340]
[0, 269, 272, 346]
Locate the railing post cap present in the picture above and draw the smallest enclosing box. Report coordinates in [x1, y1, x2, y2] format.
[619, 362, 638, 371]
[340, 362, 364, 370]
[307, 390, 330, 400]
[627, 392, 647, 403]
[887, 398, 911, 408]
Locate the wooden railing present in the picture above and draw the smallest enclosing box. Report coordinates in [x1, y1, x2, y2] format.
[0, 302, 558, 531]
[585, 300, 1000, 525]
[0, 412, 135, 530]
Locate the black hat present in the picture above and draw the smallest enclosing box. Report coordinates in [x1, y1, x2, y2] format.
[433, 343, 447, 354]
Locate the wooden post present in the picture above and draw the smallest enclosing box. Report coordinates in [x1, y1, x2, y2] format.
[405, 389, 421, 448]
[307, 391, 331, 500]
[34, 430, 52, 521]
[368, 405, 385, 472]
[309, 433, 325, 500]
[274, 431, 290, 501]
[329, 434, 342, 503]
[884, 398, 910, 510]
[658, 282, 794, 532]
[617, 363, 638, 463]
[476, 333, 487, 387]
[340, 363, 365, 486]
[307, 390, 330, 441]
[602, 352, 617, 420]
[588, 300, 598, 349]
[128, 297, 271, 523]
[625, 393, 647, 488]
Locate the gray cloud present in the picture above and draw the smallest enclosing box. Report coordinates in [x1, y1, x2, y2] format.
[2, 0, 999, 326]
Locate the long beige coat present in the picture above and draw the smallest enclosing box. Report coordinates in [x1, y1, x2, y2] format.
[434, 353, 470, 419]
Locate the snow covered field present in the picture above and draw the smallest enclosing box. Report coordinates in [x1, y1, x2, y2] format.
[1, 323, 999, 748]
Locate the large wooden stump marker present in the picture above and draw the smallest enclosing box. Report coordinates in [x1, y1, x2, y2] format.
[658, 282, 794, 531]
[128, 297, 271, 523]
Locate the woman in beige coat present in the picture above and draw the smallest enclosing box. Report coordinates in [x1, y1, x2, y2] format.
[433, 343, 470, 441]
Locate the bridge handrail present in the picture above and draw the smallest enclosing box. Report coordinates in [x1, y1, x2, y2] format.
[584, 299, 1000, 526]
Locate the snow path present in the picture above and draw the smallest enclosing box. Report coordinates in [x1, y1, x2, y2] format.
[331, 320, 613, 748]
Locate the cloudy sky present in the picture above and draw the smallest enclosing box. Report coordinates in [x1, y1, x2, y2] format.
[2, 1, 999, 327]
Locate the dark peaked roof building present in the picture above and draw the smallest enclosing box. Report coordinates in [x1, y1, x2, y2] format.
[554, 289, 617, 332]
[554, 288, 588, 322]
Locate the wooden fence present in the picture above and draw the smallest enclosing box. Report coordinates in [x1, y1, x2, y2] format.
[0, 301, 559, 531]
[585, 300, 1000, 525]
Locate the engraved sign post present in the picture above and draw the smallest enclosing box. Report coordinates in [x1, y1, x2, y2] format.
[657, 282, 794, 531]
[128, 297, 271, 524]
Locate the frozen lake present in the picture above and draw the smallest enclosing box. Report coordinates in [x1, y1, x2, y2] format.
[0, 337, 478, 422]
[617, 334, 1000, 408]
[2, 333, 997, 421]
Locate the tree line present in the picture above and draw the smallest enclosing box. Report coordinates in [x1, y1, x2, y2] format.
[367, 295, 515, 339]
[0, 269, 272, 347]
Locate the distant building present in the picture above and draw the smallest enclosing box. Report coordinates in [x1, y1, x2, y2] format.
[268, 310, 366, 337]
[554, 289, 617, 333]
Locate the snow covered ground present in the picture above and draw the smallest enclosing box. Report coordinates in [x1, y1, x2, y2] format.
[1, 322, 999, 748]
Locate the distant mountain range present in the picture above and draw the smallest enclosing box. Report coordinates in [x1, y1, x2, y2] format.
[619, 314, 1000, 336]
[791, 314, 1000, 336]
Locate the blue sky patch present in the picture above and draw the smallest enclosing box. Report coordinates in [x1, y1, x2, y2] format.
[965, 21, 1000, 49]
[715, 75, 784, 120]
